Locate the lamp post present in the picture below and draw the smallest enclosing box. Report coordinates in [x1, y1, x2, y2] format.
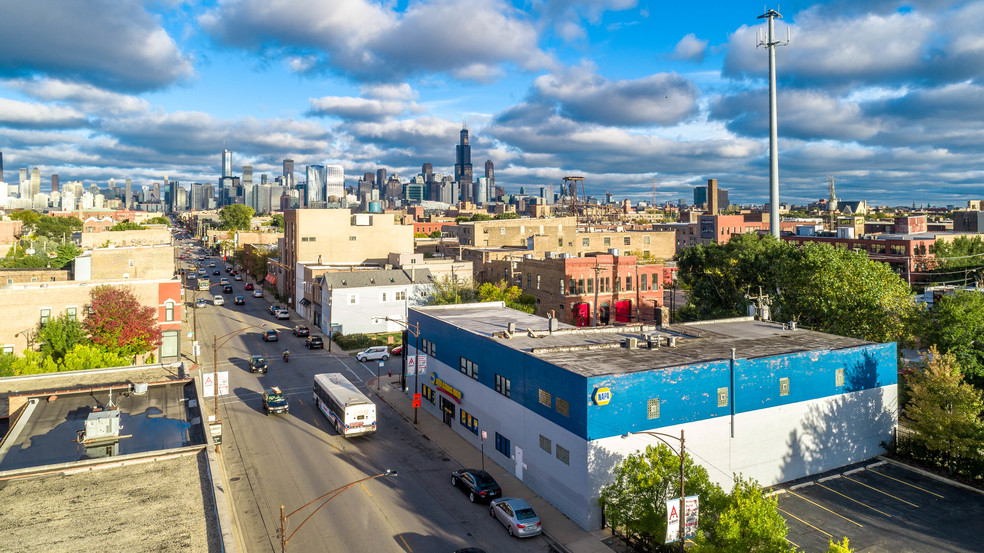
[373, 316, 421, 424]
[622, 430, 686, 552]
[279, 469, 398, 552]
[210, 322, 266, 448]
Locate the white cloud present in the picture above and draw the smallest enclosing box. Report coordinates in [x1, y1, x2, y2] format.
[2, 78, 150, 116]
[0, 98, 87, 129]
[670, 33, 708, 62]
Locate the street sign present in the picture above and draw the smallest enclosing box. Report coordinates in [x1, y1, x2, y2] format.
[378, 360, 385, 369]
[412, 399, 421, 408]
[481, 431, 488, 440]
[407, 355, 416, 374]
[202, 371, 230, 397]
[417, 354, 427, 371]
[665, 495, 699, 543]
[413, 393, 422, 401]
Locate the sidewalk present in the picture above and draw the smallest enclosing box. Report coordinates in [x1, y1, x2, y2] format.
[367, 367, 617, 553]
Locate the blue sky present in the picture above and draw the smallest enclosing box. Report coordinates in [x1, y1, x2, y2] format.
[1, 0, 982, 207]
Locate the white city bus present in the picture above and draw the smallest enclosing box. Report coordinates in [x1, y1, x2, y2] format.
[312, 373, 377, 437]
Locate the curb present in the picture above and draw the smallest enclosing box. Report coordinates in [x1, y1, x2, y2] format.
[876, 456, 984, 496]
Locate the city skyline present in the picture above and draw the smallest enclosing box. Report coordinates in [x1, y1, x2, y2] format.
[1, 1, 982, 207]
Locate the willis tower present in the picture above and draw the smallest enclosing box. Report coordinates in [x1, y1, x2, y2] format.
[454, 128, 473, 202]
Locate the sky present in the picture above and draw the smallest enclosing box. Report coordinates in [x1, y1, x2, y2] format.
[1, 0, 982, 208]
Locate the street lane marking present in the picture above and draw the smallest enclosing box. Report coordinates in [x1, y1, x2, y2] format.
[361, 482, 372, 497]
[816, 483, 893, 517]
[865, 469, 944, 498]
[399, 535, 413, 552]
[786, 537, 800, 550]
[778, 508, 832, 537]
[841, 475, 920, 507]
[787, 490, 863, 527]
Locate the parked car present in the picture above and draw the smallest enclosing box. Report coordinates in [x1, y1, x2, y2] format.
[356, 346, 389, 362]
[212, 269, 220, 275]
[195, 297, 207, 308]
[262, 387, 289, 415]
[244, 282, 254, 290]
[249, 355, 267, 373]
[187, 272, 197, 280]
[223, 285, 234, 293]
[219, 277, 229, 285]
[263, 329, 279, 342]
[390, 345, 404, 356]
[269, 304, 282, 315]
[305, 336, 324, 349]
[234, 274, 243, 281]
[293, 325, 310, 337]
[451, 469, 501, 503]
[489, 498, 542, 538]
[234, 295, 245, 305]
[275, 308, 289, 320]
[252, 289, 263, 298]
[213, 295, 224, 306]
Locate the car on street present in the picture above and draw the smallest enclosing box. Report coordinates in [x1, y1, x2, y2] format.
[234, 295, 245, 305]
[275, 308, 289, 320]
[305, 336, 324, 349]
[452, 549, 487, 553]
[450, 469, 501, 503]
[356, 346, 389, 362]
[263, 329, 279, 342]
[212, 269, 220, 275]
[234, 274, 242, 281]
[219, 278, 229, 285]
[187, 272, 196, 280]
[244, 282, 254, 290]
[213, 295, 224, 306]
[269, 304, 282, 315]
[249, 355, 267, 373]
[195, 298, 207, 308]
[262, 387, 289, 415]
[391, 345, 404, 356]
[252, 289, 263, 298]
[489, 498, 542, 538]
[223, 285, 234, 293]
[209, 261, 216, 267]
[293, 325, 310, 337]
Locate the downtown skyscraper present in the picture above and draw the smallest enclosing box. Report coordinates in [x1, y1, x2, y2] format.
[454, 128, 473, 202]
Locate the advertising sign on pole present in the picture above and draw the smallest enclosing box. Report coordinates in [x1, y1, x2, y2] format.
[202, 371, 230, 397]
[406, 355, 416, 374]
[417, 354, 427, 373]
[665, 495, 699, 543]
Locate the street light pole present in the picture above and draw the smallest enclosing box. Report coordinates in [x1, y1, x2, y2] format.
[623, 429, 686, 552]
[210, 323, 267, 450]
[280, 469, 398, 552]
[375, 316, 421, 424]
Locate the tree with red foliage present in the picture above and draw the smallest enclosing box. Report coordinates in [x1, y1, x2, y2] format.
[83, 285, 162, 357]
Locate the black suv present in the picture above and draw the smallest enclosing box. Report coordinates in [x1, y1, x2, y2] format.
[249, 355, 267, 374]
[262, 387, 288, 415]
[305, 336, 324, 349]
[293, 325, 310, 337]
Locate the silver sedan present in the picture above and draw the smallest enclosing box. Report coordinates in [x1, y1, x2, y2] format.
[489, 497, 542, 538]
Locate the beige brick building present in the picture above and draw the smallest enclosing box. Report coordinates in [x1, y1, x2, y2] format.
[281, 209, 414, 309]
[79, 228, 172, 248]
[74, 245, 176, 281]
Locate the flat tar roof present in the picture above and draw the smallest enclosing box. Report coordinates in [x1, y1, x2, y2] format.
[416, 303, 872, 377]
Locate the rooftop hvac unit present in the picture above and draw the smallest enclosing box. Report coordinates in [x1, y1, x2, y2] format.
[608, 248, 620, 256]
[624, 337, 638, 349]
[133, 382, 148, 395]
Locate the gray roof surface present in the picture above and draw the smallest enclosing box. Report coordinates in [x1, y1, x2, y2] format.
[319, 267, 434, 288]
[416, 304, 872, 378]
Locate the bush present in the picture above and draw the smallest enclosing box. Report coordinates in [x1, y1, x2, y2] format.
[332, 332, 400, 351]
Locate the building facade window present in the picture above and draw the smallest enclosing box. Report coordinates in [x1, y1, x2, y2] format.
[623, 237, 631, 246]
[40, 308, 51, 325]
[421, 338, 436, 356]
[495, 374, 511, 398]
[459, 356, 479, 380]
[647, 398, 660, 419]
[165, 301, 174, 322]
[161, 330, 179, 359]
[495, 432, 511, 457]
[582, 238, 589, 247]
[556, 397, 569, 417]
[587, 278, 594, 293]
[539, 434, 552, 453]
[66, 307, 77, 321]
[536, 275, 541, 290]
[556, 444, 570, 465]
[538, 389, 551, 407]
[459, 409, 479, 435]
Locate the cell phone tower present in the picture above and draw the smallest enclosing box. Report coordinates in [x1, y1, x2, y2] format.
[758, 8, 789, 238]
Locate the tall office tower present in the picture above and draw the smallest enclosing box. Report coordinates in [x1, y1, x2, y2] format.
[358, 178, 373, 201]
[221, 149, 232, 178]
[376, 168, 387, 190]
[422, 163, 433, 183]
[363, 172, 375, 185]
[19, 168, 27, 186]
[109, 178, 115, 193]
[125, 178, 132, 209]
[51, 174, 59, 193]
[693, 186, 707, 208]
[385, 177, 402, 202]
[62, 190, 75, 210]
[325, 164, 344, 199]
[242, 165, 253, 186]
[0, 179, 7, 208]
[0, 152, 3, 183]
[305, 164, 325, 206]
[165, 181, 178, 212]
[261, 173, 268, 184]
[153, 182, 161, 203]
[485, 160, 494, 190]
[707, 178, 719, 215]
[30, 167, 40, 197]
[454, 128, 473, 202]
[283, 159, 295, 188]
[203, 184, 216, 209]
[475, 177, 489, 205]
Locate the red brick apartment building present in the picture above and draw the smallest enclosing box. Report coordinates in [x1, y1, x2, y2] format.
[413, 221, 457, 236]
[515, 253, 665, 326]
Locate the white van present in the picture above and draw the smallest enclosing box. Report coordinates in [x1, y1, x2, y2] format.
[213, 295, 225, 306]
[356, 346, 390, 362]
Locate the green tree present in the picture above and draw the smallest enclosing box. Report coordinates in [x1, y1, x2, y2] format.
[245, 247, 278, 280]
[918, 290, 984, 388]
[599, 444, 727, 552]
[493, 212, 520, 219]
[37, 313, 86, 362]
[145, 216, 170, 225]
[427, 274, 478, 305]
[35, 215, 82, 239]
[826, 537, 853, 553]
[903, 347, 984, 473]
[470, 213, 492, 221]
[58, 343, 130, 371]
[51, 242, 82, 268]
[219, 204, 255, 230]
[428, 230, 442, 238]
[270, 213, 284, 228]
[691, 475, 794, 553]
[928, 236, 984, 286]
[83, 285, 162, 357]
[110, 221, 146, 231]
[776, 242, 918, 344]
[477, 279, 535, 313]
[8, 209, 42, 231]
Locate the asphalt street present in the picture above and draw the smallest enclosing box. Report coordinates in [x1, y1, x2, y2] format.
[179, 246, 551, 553]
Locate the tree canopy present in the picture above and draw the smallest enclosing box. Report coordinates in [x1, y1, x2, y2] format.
[690, 476, 795, 553]
[109, 221, 146, 231]
[477, 279, 535, 313]
[927, 236, 984, 286]
[37, 313, 87, 362]
[219, 204, 255, 230]
[145, 216, 170, 225]
[8, 211, 82, 239]
[428, 274, 478, 305]
[918, 290, 984, 387]
[270, 213, 284, 228]
[83, 285, 162, 357]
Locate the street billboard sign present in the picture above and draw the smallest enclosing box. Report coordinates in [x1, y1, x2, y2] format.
[665, 495, 699, 543]
[202, 371, 230, 397]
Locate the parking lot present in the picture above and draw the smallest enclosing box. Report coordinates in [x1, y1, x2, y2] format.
[775, 459, 984, 552]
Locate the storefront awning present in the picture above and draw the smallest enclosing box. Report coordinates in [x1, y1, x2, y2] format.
[264, 274, 277, 285]
[298, 298, 311, 307]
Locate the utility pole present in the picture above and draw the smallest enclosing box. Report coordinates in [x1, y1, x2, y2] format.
[758, 8, 789, 239]
[326, 284, 333, 352]
[593, 260, 601, 327]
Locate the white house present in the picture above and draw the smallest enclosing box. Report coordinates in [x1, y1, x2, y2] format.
[319, 268, 435, 336]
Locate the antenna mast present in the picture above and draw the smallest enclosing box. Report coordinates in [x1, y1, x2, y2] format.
[757, 8, 789, 239]
[828, 175, 837, 230]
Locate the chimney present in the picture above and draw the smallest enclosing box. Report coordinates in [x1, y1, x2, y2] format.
[507, 322, 516, 334]
[317, 254, 323, 264]
[707, 179, 719, 215]
[548, 312, 559, 333]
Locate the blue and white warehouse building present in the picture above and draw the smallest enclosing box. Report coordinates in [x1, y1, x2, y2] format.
[406, 303, 898, 530]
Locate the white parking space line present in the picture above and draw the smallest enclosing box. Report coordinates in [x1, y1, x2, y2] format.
[326, 355, 363, 382]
